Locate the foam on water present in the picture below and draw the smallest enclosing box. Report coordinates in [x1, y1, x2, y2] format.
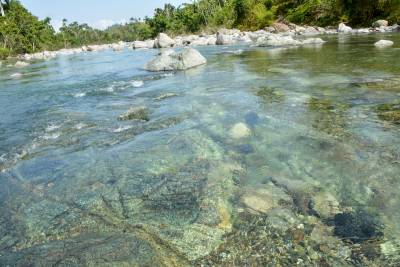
[131, 80, 144, 87]
[112, 125, 133, 133]
[75, 123, 87, 130]
[42, 132, 61, 140]
[10, 73, 22, 78]
[46, 124, 61, 132]
[73, 92, 86, 98]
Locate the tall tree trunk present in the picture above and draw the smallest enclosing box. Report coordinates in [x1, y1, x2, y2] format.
[0, 2, 5, 17]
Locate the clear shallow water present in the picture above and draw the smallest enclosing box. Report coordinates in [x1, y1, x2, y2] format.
[1, 33, 400, 266]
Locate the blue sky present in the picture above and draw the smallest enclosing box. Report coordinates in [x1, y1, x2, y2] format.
[20, 0, 188, 30]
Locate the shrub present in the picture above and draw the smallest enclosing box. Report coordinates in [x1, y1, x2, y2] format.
[0, 47, 10, 59]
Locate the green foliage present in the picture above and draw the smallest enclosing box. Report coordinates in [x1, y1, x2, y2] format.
[0, 0, 56, 54]
[1, 0, 400, 57]
[0, 47, 9, 59]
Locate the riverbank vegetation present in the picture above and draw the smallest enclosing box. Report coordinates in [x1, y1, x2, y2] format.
[1, 0, 400, 57]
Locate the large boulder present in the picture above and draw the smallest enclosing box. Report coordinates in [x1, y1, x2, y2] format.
[373, 20, 389, 28]
[338, 23, 352, 33]
[144, 48, 207, 72]
[154, 33, 175, 48]
[374, 40, 394, 48]
[302, 26, 320, 36]
[272, 22, 290, 33]
[256, 34, 301, 47]
[132, 40, 153, 49]
[190, 37, 209, 46]
[388, 24, 400, 32]
[216, 32, 234, 45]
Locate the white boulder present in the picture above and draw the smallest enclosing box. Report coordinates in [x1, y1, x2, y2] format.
[373, 20, 389, 28]
[190, 37, 209, 46]
[374, 40, 394, 48]
[302, 26, 320, 36]
[338, 23, 352, 33]
[133, 40, 154, 49]
[154, 33, 175, 48]
[256, 34, 301, 47]
[216, 32, 234, 45]
[144, 48, 206, 72]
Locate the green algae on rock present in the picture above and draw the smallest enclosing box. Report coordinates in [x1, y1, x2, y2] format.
[376, 102, 400, 124]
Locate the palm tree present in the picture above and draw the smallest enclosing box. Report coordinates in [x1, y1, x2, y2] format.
[0, 0, 10, 16]
[0, 2, 5, 16]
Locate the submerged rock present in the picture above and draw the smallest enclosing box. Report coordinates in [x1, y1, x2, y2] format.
[332, 211, 383, 243]
[256, 86, 285, 102]
[118, 106, 149, 121]
[376, 101, 400, 124]
[311, 191, 340, 219]
[244, 111, 260, 127]
[240, 183, 292, 214]
[229, 123, 251, 139]
[374, 40, 394, 48]
[14, 61, 29, 67]
[302, 38, 326, 45]
[235, 144, 254, 154]
[144, 48, 207, 72]
[154, 92, 178, 101]
[153, 33, 175, 48]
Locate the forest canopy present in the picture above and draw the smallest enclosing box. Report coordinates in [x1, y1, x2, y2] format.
[1, 0, 400, 58]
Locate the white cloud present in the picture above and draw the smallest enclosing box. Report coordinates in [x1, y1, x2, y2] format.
[92, 18, 128, 30]
[51, 19, 63, 32]
[49, 18, 129, 32]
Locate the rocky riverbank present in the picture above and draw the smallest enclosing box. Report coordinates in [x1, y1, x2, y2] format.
[1, 20, 397, 66]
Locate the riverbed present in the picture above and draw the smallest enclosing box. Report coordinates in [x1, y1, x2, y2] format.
[1, 33, 400, 266]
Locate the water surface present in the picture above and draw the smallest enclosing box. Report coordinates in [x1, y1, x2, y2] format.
[1, 33, 400, 266]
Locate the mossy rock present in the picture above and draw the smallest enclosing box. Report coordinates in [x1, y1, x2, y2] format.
[376, 102, 400, 124]
[118, 106, 150, 121]
[256, 86, 285, 103]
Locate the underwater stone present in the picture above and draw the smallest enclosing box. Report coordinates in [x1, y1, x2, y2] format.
[311, 191, 340, 219]
[240, 183, 292, 214]
[229, 123, 251, 139]
[376, 102, 400, 124]
[236, 144, 254, 154]
[244, 111, 260, 127]
[332, 211, 383, 243]
[375, 40, 394, 48]
[154, 92, 178, 101]
[118, 106, 149, 121]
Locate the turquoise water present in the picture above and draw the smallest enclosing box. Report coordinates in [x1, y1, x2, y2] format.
[1, 33, 400, 266]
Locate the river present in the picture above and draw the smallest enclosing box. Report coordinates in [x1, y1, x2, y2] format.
[0, 33, 400, 266]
